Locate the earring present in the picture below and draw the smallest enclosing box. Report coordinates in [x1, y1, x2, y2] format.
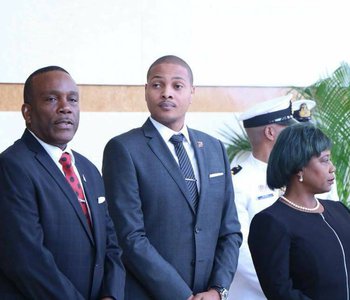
[298, 174, 303, 182]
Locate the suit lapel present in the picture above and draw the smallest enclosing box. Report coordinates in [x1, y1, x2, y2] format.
[143, 120, 196, 213]
[74, 159, 96, 245]
[23, 131, 94, 244]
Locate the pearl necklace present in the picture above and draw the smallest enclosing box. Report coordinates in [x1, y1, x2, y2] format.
[280, 195, 320, 212]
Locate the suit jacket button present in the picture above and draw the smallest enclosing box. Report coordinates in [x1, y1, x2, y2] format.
[195, 227, 201, 234]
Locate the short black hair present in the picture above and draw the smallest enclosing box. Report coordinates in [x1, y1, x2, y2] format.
[23, 66, 69, 104]
[146, 55, 193, 84]
[267, 123, 332, 189]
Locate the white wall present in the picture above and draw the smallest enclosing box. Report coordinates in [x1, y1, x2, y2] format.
[1, 0, 349, 86]
[1, 0, 349, 170]
[1, 112, 241, 171]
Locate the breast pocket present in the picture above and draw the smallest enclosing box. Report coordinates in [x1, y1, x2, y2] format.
[208, 172, 225, 184]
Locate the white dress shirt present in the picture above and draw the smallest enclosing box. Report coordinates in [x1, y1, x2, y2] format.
[149, 117, 200, 192]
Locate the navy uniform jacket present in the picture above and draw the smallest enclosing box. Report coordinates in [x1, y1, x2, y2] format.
[103, 119, 242, 300]
[0, 130, 125, 300]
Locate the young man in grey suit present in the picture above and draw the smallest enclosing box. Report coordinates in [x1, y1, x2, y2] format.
[0, 66, 125, 299]
[103, 55, 242, 300]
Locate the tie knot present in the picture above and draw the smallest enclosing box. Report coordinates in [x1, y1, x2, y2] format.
[170, 134, 184, 145]
[59, 152, 72, 169]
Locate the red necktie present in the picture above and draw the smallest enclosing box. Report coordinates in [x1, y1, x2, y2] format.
[59, 152, 92, 229]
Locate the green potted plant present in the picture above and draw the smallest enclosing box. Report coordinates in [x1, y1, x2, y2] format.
[293, 62, 350, 205]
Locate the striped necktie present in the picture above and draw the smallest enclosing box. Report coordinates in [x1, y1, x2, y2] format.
[170, 134, 199, 211]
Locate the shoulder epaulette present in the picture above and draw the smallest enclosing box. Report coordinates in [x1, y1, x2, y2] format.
[231, 165, 242, 175]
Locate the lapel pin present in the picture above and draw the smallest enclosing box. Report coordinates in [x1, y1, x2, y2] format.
[82, 174, 87, 182]
[197, 141, 204, 148]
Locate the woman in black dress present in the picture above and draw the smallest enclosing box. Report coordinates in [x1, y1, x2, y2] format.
[248, 123, 350, 300]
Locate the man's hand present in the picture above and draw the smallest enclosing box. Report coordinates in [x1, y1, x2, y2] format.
[192, 289, 220, 300]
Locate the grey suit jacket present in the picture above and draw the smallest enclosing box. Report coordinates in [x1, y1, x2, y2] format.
[103, 119, 242, 300]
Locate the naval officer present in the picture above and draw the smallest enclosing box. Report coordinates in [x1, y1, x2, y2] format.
[228, 95, 297, 300]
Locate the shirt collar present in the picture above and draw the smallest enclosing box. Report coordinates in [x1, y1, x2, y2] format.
[149, 117, 191, 144]
[28, 130, 75, 164]
[249, 152, 267, 169]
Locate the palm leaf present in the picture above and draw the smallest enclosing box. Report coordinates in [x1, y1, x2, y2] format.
[293, 62, 350, 205]
[218, 118, 251, 162]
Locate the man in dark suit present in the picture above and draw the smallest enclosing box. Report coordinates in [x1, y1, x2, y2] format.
[0, 66, 125, 299]
[103, 55, 242, 300]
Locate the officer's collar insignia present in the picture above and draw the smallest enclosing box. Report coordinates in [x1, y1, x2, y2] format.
[231, 165, 242, 175]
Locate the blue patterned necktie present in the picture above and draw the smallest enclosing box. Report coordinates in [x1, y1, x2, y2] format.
[170, 134, 199, 211]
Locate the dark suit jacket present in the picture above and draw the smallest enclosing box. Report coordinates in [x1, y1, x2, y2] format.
[249, 200, 350, 300]
[0, 130, 125, 300]
[103, 119, 242, 300]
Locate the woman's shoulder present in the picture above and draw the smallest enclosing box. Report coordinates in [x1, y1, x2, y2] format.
[253, 198, 308, 226]
[252, 199, 290, 224]
[256, 198, 286, 215]
[320, 199, 350, 212]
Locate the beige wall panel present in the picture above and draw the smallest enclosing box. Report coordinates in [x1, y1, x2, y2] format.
[79, 85, 147, 112]
[0, 83, 290, 112]
[0, 84, 23, 111]
[191, 86, 291, 112]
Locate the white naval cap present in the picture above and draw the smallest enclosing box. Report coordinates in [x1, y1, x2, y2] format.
[292, 99, 316, 122]
[239, 94, 297, 128]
